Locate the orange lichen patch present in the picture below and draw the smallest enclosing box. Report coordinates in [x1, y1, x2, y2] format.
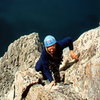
[80, 99, 87, 100]
[92, 63, 100, 76]
[94, 64, 100, 67]
[95, 98, 99, 100]
[85, 63, 92, 78]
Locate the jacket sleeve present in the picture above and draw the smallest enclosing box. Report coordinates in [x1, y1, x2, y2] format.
[42, 64, 53, 82]
[58, 37, 73, 50]
[35, 50, 53, 82]
[35, 57, 42, 72]
[39, 49, 54, 82]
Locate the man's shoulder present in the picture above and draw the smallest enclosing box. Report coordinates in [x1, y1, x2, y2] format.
[57, 37, 73, 48]
[41, 48, 48, 58]
[58, 37, 73, 43]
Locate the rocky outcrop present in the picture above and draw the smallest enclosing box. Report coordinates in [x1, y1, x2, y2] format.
[0, 27, 100, 100]
[6, 68, 81, 100]
[63, 26, 100, 100]
[6, 68, 43, 100]
[0, 33, 42, 100]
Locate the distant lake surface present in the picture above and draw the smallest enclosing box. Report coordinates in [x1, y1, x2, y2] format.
[0, 0, 100, 57]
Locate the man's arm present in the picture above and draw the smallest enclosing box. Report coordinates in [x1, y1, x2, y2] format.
[58, 37, 73, 50]
[35, 55, 54, 82]
[41, 49, 54, 82]
[58, 37, 79, 60]
[42, 64, 54, 82]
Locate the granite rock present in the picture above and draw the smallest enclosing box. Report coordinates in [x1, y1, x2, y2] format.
[0, 33, 42, 100]
[1, 27, 100, 100]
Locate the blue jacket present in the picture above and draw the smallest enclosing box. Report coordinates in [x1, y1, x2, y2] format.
[35, 37, 73, 82]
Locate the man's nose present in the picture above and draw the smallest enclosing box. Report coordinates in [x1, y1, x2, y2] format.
[50, 49, 53, 51]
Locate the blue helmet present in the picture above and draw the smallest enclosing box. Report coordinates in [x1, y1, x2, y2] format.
[44, 35, 57, 47]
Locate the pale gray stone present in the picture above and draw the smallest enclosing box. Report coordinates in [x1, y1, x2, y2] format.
[0, 33, 42, 100]
[1, 26, 100, 100]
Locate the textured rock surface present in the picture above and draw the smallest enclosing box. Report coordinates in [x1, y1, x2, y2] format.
[5, 67, 81, 100]
[25, 84, 81, 100]
[6, 69, 81, 100]
[0, 27, 100, 100]
[0, 33, 42, 99]
[63, 26, 100, 100]
[6, 68, 43, 100]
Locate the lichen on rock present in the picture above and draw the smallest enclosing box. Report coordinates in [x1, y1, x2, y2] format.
[0, 33, 42, 100]
[0, 27, 100, 100]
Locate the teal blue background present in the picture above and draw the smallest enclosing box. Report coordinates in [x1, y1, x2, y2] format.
[0, 0, 100, 56]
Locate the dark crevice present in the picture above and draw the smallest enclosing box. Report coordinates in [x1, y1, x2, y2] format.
[13, 85, 15, 100]
[21, 79, 44, 100]
[21, 82, 37, 100]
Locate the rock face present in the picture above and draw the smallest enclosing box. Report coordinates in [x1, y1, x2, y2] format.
[0, 27, 100, 100]
[64, 26, 100, 100]
[0, 33, 42, 100]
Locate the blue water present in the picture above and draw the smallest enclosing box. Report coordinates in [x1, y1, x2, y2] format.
[0, 0, 100, 57]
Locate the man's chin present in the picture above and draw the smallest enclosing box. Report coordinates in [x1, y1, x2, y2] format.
[50, 52, 54, 55]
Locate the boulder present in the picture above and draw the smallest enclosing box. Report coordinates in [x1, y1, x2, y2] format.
[1, 27, 100, 100]
[7, 68, 81, 100]
[0, 33, 42, 100]
[6, 68, 43, 100]
[63, 27, 100, 100]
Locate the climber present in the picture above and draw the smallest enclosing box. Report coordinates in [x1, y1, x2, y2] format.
[35, 35, 79, 87]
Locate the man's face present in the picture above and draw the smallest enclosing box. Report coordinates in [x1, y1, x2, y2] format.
[46, 44, 56, 55]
